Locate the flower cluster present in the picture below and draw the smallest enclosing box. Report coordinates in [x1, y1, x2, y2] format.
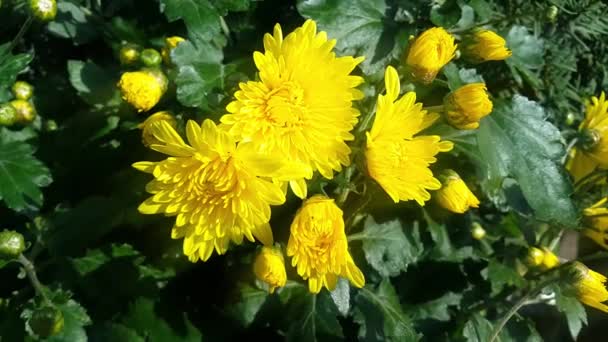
[132, 21, 515, 294]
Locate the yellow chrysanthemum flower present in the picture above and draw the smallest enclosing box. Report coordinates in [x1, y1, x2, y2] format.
[221, 20, 364, 199]
[133, 119, 304, 262]
[118, 70, 165, 112]
[287, 195, 364, 294]
[366, 66, 453, 205]
[254, 246, 287, 293]
[434, 170, 480, 213]
[583, 197, 608, 249]
[567, 92, 608, 182]
[162, 36, 186, 65]
[462, 29, 512, 62]
[444, 83, 493, 130]
[138, 111, 177, 147]
[405, 27, 457, 84]
[570, 262, 608, 313]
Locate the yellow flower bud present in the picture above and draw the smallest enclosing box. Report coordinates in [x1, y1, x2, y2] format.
[12, 81, 34, 100]
[434, 170, 480, 213]
[119, 44, 140, 66]
[287, 195, 365, 294]
[541, 247, 560, 269]
[161, 36, 186, 65]
[253, 246, 287, 294]
[10, 100, 37, 124]
[462, 29, 512, 63]
[405, 27, 457, 84]
[526, 247, 544, 267]
[30, 0, 57, 22]
[138, 111, 177, 147]
[568, 262, 608, 313]
[471, 222, 486, 240]
[583, 197, 608, 249]
[117, 70, 165, 112]
[444, 83, 493, 130]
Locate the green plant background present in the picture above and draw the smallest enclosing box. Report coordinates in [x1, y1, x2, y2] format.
[1, 0, 608, 340]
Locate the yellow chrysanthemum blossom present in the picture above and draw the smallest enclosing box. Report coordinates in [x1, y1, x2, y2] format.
[462, 29, 512, 62]
[162, 36, 186, 65]
[221, 20, 364, 199]
[366, 66, 453, 205]
[405, 27, 457, 84]
[287, 195, 364, 294]
[444, 83, 493, 130]
[118, 70, 165, 112]
[138, 111, 177, 147]
[567, 92, 608, 182]
[571, 262, 608, 313]
[133, 119, 305, 262]
[254, 246, 287, 293]
[434, 170, 480, 213]
[583, 197, 608, 249]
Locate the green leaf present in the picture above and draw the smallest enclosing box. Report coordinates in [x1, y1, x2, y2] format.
[89, 323, 145, 342]
[122, 298, 202, 342]
[297, 0, 411, 76]
[67, 60, 119, 107]
[330, 278, 350, 316]
[0, 140, 52, 211]
[171, 41, 232, 109]
[481, 260, 525, 295]
[0, 43, 33, 101]
[286, 290, 343, 342]
[505, 26, 544, 88]
[554, 286, 587, 339]
[407, 292, 462, 321]
[354, 280, 417, 341]
[228, 283, 268, 327]
[462, 313, 494, 342]
[475, 95, 577, 227]
[425, 213, 479, 262]
[46, 2, 100, 45]
[499, 315, 543, 342]
[160, 0, 226, 48]
[356, 216, 423, 277]
[443, 63, 484, 90]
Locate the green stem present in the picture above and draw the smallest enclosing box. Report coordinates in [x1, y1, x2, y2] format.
[8, 16, 33, 52]
[18, 254, 50, 304]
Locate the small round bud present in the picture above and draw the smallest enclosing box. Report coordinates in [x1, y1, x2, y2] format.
[526, 247, 544, 267]
[0, 230, 26, 259]
[565, 112, 576, 126]
[546, 5, 558, 23]
[10, 100, 37, 124]
[140, 49, 162, 67]
[471, 222, 486, 240]
[30, 0, 57, 22]
[44, 119, 58, 131]
[29, 306, 64, 338]
[0, 103, 18, 126]
[119, 44, 140, 66]
[12, 81, 34, 100]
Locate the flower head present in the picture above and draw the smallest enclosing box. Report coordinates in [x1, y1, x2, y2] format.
[583, 197, 608, 249]
[567, 92, 608, 181]
[405, 27, 457, 83]
[254, 246, 287, 293]
[133, 119, 303, 262]
[138, 111, 177, 147]
[462, 29, 512, 62]
[569, 262, 608, 313]
[366, 66, 453, 205]
[162, 36, 186, 65]
[221, 20, 364, 199]
[118, 70, 166, 112]
[434, 170, 480, 213]
[287, 195, 364, 293]
[444, 83, 493, 130]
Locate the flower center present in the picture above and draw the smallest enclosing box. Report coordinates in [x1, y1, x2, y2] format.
[264, 82, 305, 127]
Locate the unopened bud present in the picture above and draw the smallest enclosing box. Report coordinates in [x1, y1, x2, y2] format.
[29, 306, 64, 338]
[0, 103, 18, 126]
[119, 44, 140, 66]
[12, 81, 34, 100]
[140, 49, 162, 67]
[10, 100, 37, 124]
[546, 5, 558, 23]
[30, 0, 57, 22]
[471, 222, 486, 240]
[0, 230, 25, 259]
